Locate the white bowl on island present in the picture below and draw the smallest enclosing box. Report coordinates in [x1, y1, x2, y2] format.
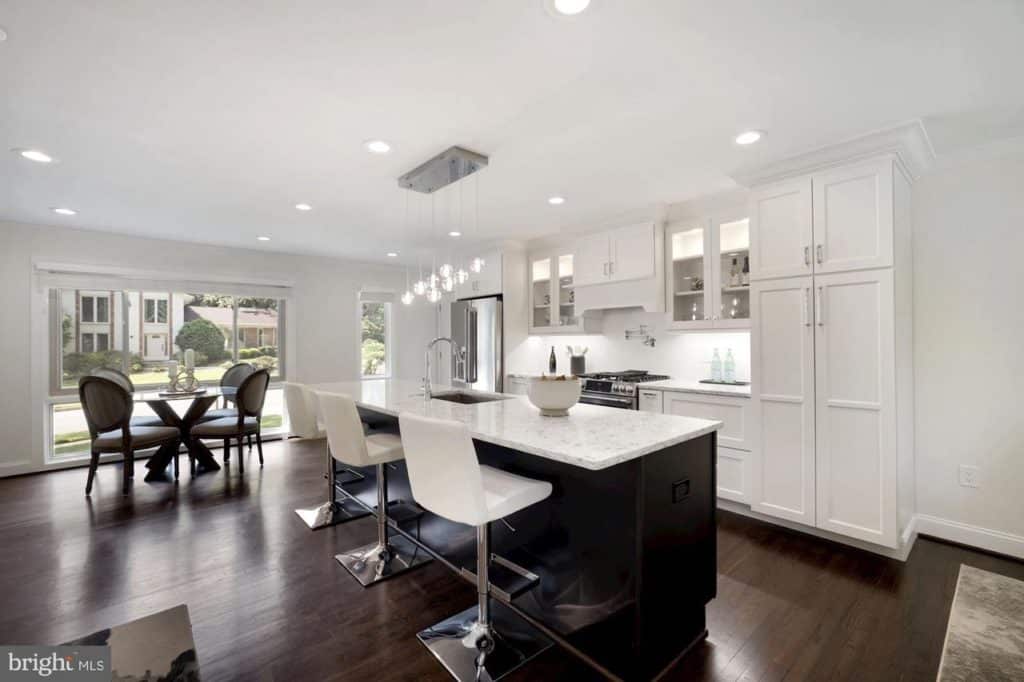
[527, 376, 581, 417]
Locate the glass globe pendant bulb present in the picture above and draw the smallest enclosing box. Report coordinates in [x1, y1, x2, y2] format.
[426, 287, 442, 303]
[441, 276, 455, 293]
[455, 268, 469, 284]
[413, 280, 427, 296]
[439, 263, 454, 279]
[470, 257, 485, 273]
[427, 272, 440, 287]
[401, 290, 415, 305]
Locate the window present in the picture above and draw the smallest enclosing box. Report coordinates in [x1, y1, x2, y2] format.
[80, 294, 110, 323]
[48, 287, 288, 462]
[144, 297, 168, 323]
[360, 293, 392, 378]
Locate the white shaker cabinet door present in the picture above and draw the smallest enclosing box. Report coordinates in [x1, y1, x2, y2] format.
[749, 178, 813, 281]
[573, 233, 611, 287]
[750, 276, 817, 525]
[813, 269, 898, 547]
[811, 160, 894, 274]
[609, 222, 656, 282]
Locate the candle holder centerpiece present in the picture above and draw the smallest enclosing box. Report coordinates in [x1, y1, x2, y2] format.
[162, 349, 205, 395]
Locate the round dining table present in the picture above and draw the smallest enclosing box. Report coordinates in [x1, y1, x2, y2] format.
[134, 386, 236, 481]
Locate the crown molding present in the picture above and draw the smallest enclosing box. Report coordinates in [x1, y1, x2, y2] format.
[730, 120, 936, 188]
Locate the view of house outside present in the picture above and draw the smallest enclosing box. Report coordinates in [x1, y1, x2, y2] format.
[51, 289, 284, 460]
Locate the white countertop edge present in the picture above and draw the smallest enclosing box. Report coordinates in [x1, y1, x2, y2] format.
[641, 379, 751, 398]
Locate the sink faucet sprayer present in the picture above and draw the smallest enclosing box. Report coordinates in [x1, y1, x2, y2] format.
[423, 337, 465, 399]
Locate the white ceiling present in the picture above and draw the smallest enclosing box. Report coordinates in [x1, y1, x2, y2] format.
[2, 1, 1022, 263]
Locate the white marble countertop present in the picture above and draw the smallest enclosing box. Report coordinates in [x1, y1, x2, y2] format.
[640, 379, 751, 398]
[309, 379, 721, 471]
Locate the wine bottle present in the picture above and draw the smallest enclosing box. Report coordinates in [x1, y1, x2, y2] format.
[548, 346, 557, 374]
[741, 256, 750, 286]
[729, 257, 740, 286]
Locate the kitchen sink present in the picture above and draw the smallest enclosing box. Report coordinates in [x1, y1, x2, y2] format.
[430, 390, 509, 405]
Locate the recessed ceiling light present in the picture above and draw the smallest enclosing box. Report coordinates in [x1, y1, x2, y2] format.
[552, 0, 591, 15]
[52, 207, 77, 216]
[364, 139, 391, 154]
[257, 236, 271, 241]
[294, 203, 313, 211]
[386, 252, 398, 257]
[14, 148, 53, 163]
[735, 130, 763, 145]
[448, 231, 462, 237]
[548, 196, 566, 205]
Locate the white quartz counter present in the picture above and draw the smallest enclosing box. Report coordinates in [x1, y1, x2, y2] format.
[309, 379, 721, 471]
[642, 379, 751, 398]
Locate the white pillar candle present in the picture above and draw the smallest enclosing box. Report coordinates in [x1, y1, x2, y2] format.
[185, 348, 195, 370]
[168, 361, 178, 379]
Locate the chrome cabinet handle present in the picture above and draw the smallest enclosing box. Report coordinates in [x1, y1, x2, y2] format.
[603, 262, 608, 276]
[804, 246, 811, 266]
[802, 287, 810, 327]
[816, 286, 824, 326]
[816, 244, 824, 264]
[609, 261, 615, 275]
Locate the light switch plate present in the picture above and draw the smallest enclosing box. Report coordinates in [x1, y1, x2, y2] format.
[958, 464, 980, 488]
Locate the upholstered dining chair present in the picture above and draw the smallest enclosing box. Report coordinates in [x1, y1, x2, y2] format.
[189, 368, 270, 472]
[90, 367, 166, 427]
[79, 376, 181, 495]
[219, 362, 256, 408]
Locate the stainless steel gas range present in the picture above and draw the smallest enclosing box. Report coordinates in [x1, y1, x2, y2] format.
[578, 370, 670, 410]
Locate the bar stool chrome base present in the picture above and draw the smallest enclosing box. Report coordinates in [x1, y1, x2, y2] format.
[294, 497, 371, 529]
[417, 601, 552, 682]
[335, 532, 431, 586]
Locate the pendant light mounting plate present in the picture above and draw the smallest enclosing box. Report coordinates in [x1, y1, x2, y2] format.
[398, 146, 488, 194]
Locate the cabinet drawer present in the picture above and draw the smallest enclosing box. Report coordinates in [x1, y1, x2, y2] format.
[663, 392, 751, 451]
[637, 389, 664, 413]
[717, 446, 747, 503]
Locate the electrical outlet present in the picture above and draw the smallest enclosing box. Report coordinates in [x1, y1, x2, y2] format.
[958, 464, 980, 488]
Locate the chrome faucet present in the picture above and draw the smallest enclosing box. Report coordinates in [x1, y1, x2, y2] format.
[423, 337, 463, 399]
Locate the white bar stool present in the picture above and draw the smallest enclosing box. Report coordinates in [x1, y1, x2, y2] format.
[399, 412, 553, 682]
[289, 382, 371, 530]
[317, 391, 431, 586]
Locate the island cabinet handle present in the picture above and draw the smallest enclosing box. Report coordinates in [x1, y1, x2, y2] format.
[804, 246, 811, 266]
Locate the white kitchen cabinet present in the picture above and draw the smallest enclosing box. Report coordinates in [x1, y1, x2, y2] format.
[667, 213, 750, 330]
[749, 277, 817, 525]
[609, 222, 656, 282]
[749, 177, 813, 281]
[813, 268, 898, 546]
[528, 251, 600, 334]
[644, 387, 752, 503]
[637, 388, 663, 413]
[748, 153, 913, 551]
[811, 159, 894, 274]
[573, 222, 655, 286]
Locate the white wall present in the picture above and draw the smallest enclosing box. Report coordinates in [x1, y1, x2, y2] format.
[507, 308, 750, 382]
[0, 220, 437, 476]
[913, 148, 1024, 542]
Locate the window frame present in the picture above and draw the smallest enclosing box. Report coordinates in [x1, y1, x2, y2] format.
[359, 298, 392, 379]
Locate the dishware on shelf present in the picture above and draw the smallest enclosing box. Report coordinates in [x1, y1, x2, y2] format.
[528, 376, 581, 417]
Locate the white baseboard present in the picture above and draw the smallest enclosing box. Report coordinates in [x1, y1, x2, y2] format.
[915, 514, 1024, 560]
[717, 499, 917, 561]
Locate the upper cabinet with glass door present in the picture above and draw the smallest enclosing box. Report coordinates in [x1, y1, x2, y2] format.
[528, 251, 600, 335]
[666, 215, 751, 330]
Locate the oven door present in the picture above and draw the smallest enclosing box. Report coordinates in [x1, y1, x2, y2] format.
[579, 392, 636, 410]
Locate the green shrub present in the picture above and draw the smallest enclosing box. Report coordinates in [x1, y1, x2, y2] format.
[258, 345, 277, 358]
[129, 354, 145, 373]
[62, 351, 126, 378]
[175, 319, 227, 362]
[238, 348, 261, 360]
[251, 356, 277, 371]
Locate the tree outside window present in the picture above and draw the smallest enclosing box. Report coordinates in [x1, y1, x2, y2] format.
[361, 302, 389, 377]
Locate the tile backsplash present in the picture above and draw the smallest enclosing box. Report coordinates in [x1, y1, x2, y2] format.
[507, 308, 750, 381]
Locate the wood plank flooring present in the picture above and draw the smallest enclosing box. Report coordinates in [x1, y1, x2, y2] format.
[0, 439, 1021, 681]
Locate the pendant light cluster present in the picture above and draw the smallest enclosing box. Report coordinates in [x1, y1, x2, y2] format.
[399, 170, 486, 306]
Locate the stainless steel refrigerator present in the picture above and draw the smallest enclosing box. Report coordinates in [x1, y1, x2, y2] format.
[450, 296, 503, 392]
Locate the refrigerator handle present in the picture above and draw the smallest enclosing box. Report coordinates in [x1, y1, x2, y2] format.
[467, 307, 478, 383]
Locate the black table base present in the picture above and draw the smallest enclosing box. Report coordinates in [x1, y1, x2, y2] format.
[144, 395, 221, 480]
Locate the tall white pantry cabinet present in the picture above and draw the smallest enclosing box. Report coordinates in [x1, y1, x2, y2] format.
[748, 155, 915, 550]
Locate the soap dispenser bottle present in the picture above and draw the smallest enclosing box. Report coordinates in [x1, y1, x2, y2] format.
[710, 348, 723, 383]
[724, 349, 736, 384]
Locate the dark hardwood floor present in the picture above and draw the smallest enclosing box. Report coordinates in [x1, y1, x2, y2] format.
[0, 439, 1021, 681]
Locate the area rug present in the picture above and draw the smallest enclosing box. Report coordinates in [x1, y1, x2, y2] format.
[937, 564, 1024, 681]
[63, 604, 200, 681]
